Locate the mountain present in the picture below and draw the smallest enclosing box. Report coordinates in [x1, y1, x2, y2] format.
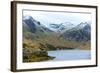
[23, 16, 91, 62]
[23, 16, 54, 40]
[23, 16, 37, 33]
[23, 16, 52, 33]
[23, 15, 91, 42]
[61, 22, 91, 42]
[48, 22, 74, 33]
[23, 16, 57, 62]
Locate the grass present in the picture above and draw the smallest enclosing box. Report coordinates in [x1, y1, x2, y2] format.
[23, 55, 55, 62]
[23, 27, 91, 62]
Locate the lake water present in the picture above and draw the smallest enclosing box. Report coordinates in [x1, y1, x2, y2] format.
[48, 50, 91, 61]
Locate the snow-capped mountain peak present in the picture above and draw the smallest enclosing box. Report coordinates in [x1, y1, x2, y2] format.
[76, 22, 90, 30]
[23, 16, 33, 20]
[48, 22, 75, 33]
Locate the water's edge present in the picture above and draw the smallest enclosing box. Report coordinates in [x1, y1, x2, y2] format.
[47, 49, 91, 61]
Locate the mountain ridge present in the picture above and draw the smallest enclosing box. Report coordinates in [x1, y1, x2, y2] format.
[23, 15, 91, 42]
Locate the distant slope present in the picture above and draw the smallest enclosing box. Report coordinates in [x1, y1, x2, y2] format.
[48, 22, 74, 33]
[23, 15, 91, 50]
[61, 22, 91, 42]
[23, 16, 53, 40]
[22, 15, 91, 62]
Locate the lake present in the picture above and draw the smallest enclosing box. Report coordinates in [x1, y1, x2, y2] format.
[48, 50, 91, 61]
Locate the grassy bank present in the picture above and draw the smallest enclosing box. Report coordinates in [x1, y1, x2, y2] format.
[23, 31, 90, 62]
[23, 55, 55, 62]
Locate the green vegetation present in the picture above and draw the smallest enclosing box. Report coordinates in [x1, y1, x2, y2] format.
[23, 41, 55, 62]
[23, 31, 90, 62]
[23, 23, 90, 62]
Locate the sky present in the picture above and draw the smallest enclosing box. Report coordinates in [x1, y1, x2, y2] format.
[23, 10, 91, 27]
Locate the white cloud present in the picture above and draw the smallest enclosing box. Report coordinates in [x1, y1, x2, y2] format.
[23, 10, 91, 26]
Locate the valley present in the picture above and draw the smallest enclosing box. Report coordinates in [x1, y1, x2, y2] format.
[22, 15, 91, 62]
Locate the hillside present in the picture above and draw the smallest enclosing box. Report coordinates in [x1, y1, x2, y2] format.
[22, 15, 91, 62]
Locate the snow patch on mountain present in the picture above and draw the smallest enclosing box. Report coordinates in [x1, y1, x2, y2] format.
[48, 22, 75, 33]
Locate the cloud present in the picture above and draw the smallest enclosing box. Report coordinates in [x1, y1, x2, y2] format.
[23, 10, 91, 26]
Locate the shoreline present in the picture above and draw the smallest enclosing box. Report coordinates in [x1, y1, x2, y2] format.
[47, 48, 90, 51]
